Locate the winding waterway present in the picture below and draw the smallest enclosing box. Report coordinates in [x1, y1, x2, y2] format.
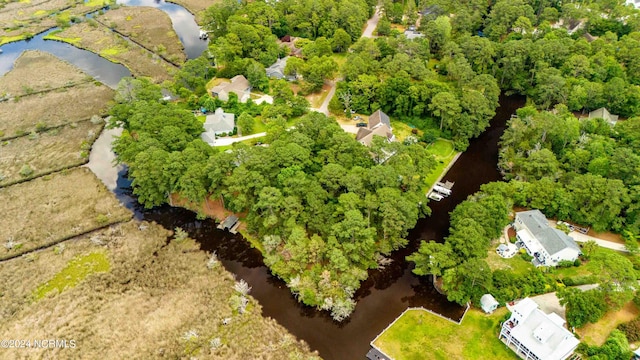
[0, 0, 206, 84]
[110, 95, 525, 360]
[1, 1, 526, 357]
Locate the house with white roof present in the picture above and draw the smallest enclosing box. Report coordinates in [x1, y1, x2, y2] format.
[500, 298, 580, 360]
[481, 294, 499, 314]
[201, 108, 235, 145]
[514, 210, 581, 267]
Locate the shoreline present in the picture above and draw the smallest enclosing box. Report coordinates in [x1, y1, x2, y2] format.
[427, 151, 462, 195]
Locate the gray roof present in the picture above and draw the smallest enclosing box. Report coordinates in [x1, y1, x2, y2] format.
[266, 57, 289, 79]
[203, 108, 235, 134]
[368, 109, 391, 129]
[589, 107, 618, 125]
[404, 30, 424, 40]
[516, 210, 580, 256]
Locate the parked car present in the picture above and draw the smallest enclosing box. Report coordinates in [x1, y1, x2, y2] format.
[356, 122, 367, 127]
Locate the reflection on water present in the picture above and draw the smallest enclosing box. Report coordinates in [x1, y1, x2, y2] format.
[0, 29, 131, 88]
[117, 0, 208, 59]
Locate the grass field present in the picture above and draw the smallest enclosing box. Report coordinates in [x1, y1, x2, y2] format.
[34, 251, 110, 300]
[52, 21, 176, 81]
[0, 221, 319, 359]
[424, 138, 458, 190]
[0, 0, 114, 45]
[0, 50, 91, 97]
[0, 167, 132, 259]
[373, 308, 517, 360]
[0, 120, 103, 187]
[577, 301, 640, 346]
[486, 246, 535, 275]
[98, 7, 186, 65]
[0, 82, 114, 140]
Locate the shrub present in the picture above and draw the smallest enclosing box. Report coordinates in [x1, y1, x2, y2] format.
[618, 318, 640, 342]
[557, 260, 575, 268]
[19, 164, 34, 177]
[95, 214, 110, 225]
[521, 251, 533, 262]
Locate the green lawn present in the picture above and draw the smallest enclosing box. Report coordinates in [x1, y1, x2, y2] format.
[423, 139, 457, 191]
[373, 308, 517, 360]
[486, 248, 535, 276]
[34, 252, 110, 300]
[390, 120, 416, 142]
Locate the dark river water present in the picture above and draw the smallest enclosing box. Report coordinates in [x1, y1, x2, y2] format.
[0, 1, 526, 357]
[119, 95, 526, 359]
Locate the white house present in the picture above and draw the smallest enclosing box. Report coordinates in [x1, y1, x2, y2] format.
[514, 210, 581, 267]
[500, 298, 579, 360]
[588, 107, 619, 126]
[211, 75, 251, 103]
[355, 109, 395, 147]
[201, 108, 235, 145]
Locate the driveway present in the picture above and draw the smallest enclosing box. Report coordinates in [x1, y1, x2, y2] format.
[362, 6, 381, 38]
[548, 220, 628, 252]
[212, 132, 266, 146]
[527, 284, 599, 320]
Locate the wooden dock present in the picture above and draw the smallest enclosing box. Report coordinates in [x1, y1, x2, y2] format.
[217, 215, 239, 232]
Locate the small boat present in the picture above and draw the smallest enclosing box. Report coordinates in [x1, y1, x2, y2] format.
[427, 192, 443, 201]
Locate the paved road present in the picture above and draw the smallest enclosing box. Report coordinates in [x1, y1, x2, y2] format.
[212, 132, 266, 146]
[362, 6, 381, 38]
[316, 80, 336, 116]
[548, 220, 628, 252]
[526, 284, 598, 321]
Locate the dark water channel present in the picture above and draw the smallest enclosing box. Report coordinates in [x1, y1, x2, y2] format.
[117, 95, 526, 360]
[0, 1, 525, 354]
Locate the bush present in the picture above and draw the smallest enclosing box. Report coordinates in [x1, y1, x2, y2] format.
[618, 318, 640, 342]
[521, 251, 533, 262]
[557, 260, 575, 268]
[420, 129, 439, 144]
[19, 164, 34, 177]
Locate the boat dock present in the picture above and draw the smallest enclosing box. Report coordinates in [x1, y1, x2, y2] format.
[217, 215, 240, 234]
[426, 181, 454, 202]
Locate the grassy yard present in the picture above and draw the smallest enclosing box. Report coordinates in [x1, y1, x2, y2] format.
[390, 120, 417, 142]
[373, 308, 517, 360]
[577, 302, 640, 346]
[423, 139, 457, 191]
[486, 247, 535, 276]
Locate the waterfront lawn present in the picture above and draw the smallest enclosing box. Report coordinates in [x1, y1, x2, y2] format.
[423, 139, 457, 191]
[373, 308, 517, 360]
[486, 248, 535, 276]
[577, 301, 640, 346]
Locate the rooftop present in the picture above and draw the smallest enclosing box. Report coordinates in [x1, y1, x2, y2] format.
[516, 210, 580, 256]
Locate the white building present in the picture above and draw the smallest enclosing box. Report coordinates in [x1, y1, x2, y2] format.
[481, 294, 499, 314]
[514, 210, 581, 267]
[500, 298, 579, 360]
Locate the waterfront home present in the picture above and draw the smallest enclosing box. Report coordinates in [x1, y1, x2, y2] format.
[355, 109, 395, 147]
[500, 298, 579, 360]
[514, 210, 581, 267]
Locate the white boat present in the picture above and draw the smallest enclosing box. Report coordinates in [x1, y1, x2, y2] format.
[427, 192, 443, 201]
[433, 185, 452, 196]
